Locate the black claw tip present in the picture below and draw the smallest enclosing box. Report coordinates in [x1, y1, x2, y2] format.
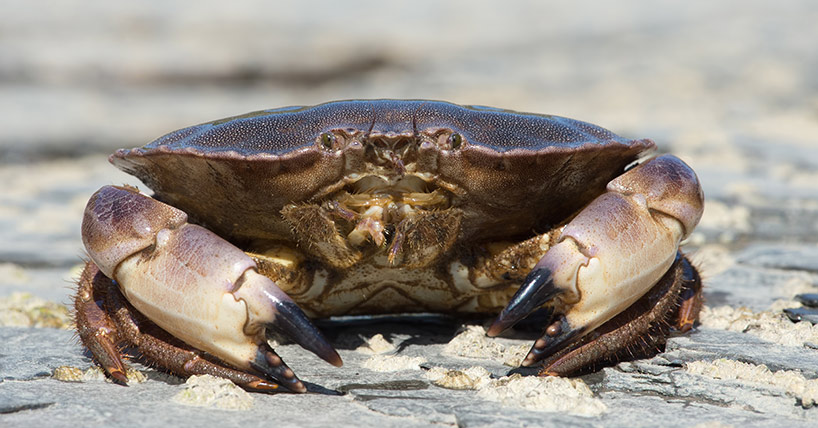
[270, 301, 343, 367]
[522, 322, 584, 367]
[488, 267, 561, 336]
[250, 347, 306, 393]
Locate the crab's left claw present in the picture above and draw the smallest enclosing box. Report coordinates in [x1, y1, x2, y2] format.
[488, 154, 703, 371]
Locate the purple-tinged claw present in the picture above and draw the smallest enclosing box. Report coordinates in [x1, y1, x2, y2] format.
[488, 237, 588, 338]
[269, 300, 343, 367]
[487, 264, 587, 368]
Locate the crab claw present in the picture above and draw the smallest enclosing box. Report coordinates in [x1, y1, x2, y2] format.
[233, 271, 343, 369]
[486, 238, 592, 364]
[487, 155, 703, 367]
[486, 268, 562, 337]
[249, 343, 306, 392]
[486, 239, 593, 365]
[83, 185, 341, 391]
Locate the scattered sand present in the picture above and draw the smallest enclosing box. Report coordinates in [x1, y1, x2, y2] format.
[700, 305, 818, 347]
[768, 277, 818, 312]
[693, 201, 751, 244]
[688, 245, 735, 278]
[0, 263, 30, 285]
[355, 333, 397, 354]
[443, 325, 529, 367]
[478, 374, 606, 416]
[361, 354, 427, 372]
[425, 366, 605, 415]
[686, 359, 818, 408]
[691, 422, 736, 428]
[425, 366, 492, 390]
[53, 366, 146, 383]
[173, 375, 253, 410]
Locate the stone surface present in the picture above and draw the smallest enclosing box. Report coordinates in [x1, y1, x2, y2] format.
[1, 327, 89, 381]
[2, 1, 818, 427]
[796, 294, 818, 308]
[685, 359, 818, 408]
[784, 307, 818, 324]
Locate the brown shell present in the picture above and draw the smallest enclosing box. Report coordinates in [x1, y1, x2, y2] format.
[111, 100, 654, 244]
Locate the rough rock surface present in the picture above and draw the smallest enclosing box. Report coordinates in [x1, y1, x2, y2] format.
[2, 1, 818, 427]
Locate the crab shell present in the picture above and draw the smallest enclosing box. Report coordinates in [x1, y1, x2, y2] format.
[76, 100, 704, 392]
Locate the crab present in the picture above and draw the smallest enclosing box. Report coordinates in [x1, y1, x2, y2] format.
[75, 100, 704, 393]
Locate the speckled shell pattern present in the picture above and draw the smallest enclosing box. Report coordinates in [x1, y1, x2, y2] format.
[110, 100, 655, 245]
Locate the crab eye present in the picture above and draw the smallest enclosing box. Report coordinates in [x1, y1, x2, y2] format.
[319, 132, 337, 150]
[447, 133, 463, 150]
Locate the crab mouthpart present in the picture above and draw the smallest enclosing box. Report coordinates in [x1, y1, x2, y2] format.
[328, 174, 452, 250]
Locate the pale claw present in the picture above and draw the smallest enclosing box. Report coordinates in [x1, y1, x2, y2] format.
[83, 185, 341, 391]
[233, 270, 343, 368]
[488, 155, 703, 366]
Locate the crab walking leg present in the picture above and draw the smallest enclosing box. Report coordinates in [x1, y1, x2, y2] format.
[487, 154, 704, 365]
[75, 262, 128, 383]
[82, 185, 341, 392]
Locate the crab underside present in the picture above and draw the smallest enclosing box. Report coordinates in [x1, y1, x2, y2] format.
[75, 100, 704, 392]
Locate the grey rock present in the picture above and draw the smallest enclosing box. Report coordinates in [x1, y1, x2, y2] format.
[0, 327, 89, 381]
[452, 402, 598, 428]
[600, 364, 817, 423]
[796, 293, 818, 308]
[737, 245, 818, 274]
[702, 261, 818, 311]
[783, 307, 818, 324]
[0, 157, 140, 270]
[664, 328, 818, 378]
[598, 391, 812, 428]
[4, 321, 818, 427]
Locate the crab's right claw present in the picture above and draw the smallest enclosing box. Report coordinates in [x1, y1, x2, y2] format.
[82, 185, 341, 392]
[231, 269, 342, 392]
[233, 271, 343, 369]
[488, 154, 704, 368]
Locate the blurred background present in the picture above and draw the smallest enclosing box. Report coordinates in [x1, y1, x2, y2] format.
[1, 0, 817, 301]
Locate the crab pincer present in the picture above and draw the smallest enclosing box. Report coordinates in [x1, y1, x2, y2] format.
[487, 154, 704, 374]
[80, 185, 341, 392]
